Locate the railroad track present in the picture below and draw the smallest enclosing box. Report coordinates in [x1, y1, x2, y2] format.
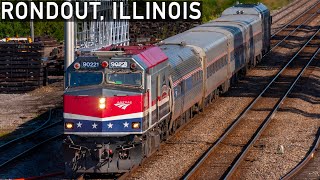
[115, 3, 320, 180]
[0, 109, 63, 170]
[280, 128, 320, 180]
[181, 26, 320, 179]
[268, 1, 320, 53]
[272, 0, 308, 24]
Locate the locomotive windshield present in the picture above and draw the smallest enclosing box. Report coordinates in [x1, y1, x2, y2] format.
[107, 72, 142, 87]
[70, 72, 103, 87]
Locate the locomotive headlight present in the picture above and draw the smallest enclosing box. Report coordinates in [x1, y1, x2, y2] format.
[99, 98, 106, 104]
[99, 103, 106, 109]
[65, 122, 74, 129]
[132, 122, 140, 129]
[99, 98, 106, 109]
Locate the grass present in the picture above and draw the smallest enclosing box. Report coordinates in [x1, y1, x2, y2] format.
[0, 130, 11, 138]
[202, 0, 295, 22]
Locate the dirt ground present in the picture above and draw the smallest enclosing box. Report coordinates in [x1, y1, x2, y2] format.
[0, 81, 64, 136]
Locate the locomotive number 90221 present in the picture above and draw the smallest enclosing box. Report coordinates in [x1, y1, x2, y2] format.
[81, 61, 100, 68]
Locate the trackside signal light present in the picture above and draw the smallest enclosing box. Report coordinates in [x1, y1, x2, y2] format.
[101, 61, 108, 68]
[74, 62, 80, 70]
[65, 122, 74, 129]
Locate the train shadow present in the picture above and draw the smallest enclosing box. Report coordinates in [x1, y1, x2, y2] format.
[222, 34, 320, 117]
[0, 107, 63, 144]
[0, 107, 64, 178]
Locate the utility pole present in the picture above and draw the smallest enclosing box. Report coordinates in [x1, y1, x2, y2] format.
[30, 21, 34, 42]
[29, 0, 34, 42]
[64, 0, 74, 88]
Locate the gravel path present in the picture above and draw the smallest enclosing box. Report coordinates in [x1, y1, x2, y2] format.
[127, 2, 320, 180]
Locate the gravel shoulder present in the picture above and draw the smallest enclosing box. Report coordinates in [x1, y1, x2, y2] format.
[0, 82, 63, 137]
[234, 51, 320, 180]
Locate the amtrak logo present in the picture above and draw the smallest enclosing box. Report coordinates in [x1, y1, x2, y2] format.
[114, 101, 132, 110]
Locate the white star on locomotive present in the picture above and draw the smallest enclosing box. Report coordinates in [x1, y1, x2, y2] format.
[76, 122, 82, 128]
[107, 122, 113, 128]
[123, 122, 129, 128]
[92, 123, 97, 129]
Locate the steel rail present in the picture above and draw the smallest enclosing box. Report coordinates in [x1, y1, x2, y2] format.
[0, 134, 62, 169]
[0, 109, 52, 149]
[0, 110, 63, 151]
[280, 127, 320, 180]
[270, 10, 319, 52]
[272, 0, 304, 21]
[224, 46, 320, 179]
[262, 7, 319, 59]
[182, 28, 320, 180]
[271, 1, 320, 38]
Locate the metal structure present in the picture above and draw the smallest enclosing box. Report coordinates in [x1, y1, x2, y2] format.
[76, 0, 130, 51]
[64, 0, 130, 70]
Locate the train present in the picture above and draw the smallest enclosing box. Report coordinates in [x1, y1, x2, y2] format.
[63, 3, 271, 176]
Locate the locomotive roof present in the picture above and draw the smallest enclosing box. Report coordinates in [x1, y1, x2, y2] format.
[163, 30, 227, 50]
[214, 14, 260, 25]
[99, 45, 168, 70]
[133, 46, 168, 70]
[162, 13, 259, 51]
[222, 3, 269, 16]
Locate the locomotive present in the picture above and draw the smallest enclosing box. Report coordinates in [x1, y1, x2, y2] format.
[63, 3, 271, 175]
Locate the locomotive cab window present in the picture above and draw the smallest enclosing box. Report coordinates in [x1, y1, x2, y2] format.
[69, 72, 103, 87]
[107, 72, 142, 87]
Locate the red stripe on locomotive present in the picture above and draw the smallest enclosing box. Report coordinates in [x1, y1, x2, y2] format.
[64, 95, 144, 118]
